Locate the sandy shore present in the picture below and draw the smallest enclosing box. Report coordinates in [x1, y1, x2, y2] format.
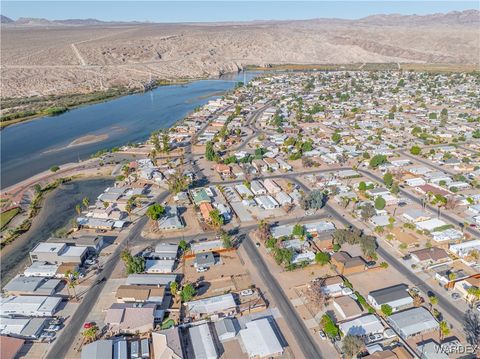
[42, 133, 109, 154]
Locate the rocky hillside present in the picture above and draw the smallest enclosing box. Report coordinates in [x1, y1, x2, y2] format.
[1, 10, 478, 98]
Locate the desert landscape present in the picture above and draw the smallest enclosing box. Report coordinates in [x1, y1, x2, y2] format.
[1, 10, 479, 100]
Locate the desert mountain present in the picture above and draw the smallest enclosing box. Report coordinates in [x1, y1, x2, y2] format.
[1, 10, 479, 98]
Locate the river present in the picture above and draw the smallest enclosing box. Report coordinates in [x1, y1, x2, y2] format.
[0, 178, 114, 287]
[1, 72, 260, 188]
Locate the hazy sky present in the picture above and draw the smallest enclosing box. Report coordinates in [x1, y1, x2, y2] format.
[2, 1, 477, 22]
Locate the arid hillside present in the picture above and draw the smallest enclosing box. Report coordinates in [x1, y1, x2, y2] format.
[1, 10, 479, 98]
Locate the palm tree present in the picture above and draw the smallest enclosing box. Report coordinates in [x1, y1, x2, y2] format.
[75, 204, 82, 215]
[65, 270, 80, 300]
[82, 197, 90, 209]
[439, 321, 450, 340]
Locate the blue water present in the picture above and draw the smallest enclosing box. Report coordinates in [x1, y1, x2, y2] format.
[1, 72, 258, 188]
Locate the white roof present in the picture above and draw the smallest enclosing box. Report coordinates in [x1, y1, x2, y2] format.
[416, 218, 447, 231]
[189, 324, 217, 359]
[24, 262, 58, 277]
[186, 294, 236, 315]
[388, 307, 439, 337]
[145, 259, 175, 273]
[339, 314, 384, 336]
[239, 318, 283, 358]
[0, 295, 62, 316]
[31, 242, 65, 254]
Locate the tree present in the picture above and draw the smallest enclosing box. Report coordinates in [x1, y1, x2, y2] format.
[170, 281, 178, 297]
[302, 190, 327, 210]
[209, 209, 224, 228]
[358, 182, 367, 191]
[179, 240, 188, 252]
[121, 249, 145, 274]
[410, 145, 422, 155]
[305, 279, 328, 310]
[150, 131, 161, 152]
[65, 270, 79, 300]
[82, 325, 98, 343]
[439, 320, 450, 340]
[220, 230, 233, 248]
[75, 204, 82, 215]
[360, 236, 377, 258]
[463, 309, 480, 346]
[381, 304, 393, 316]
[50, 165, 60, 172]
[375, 197, 386, 210]
[361, 203, 376, 221]
[257, 220, 271, 242]
[315, 251, 331, 266]
[467, 286, 480, 304]
[180, 283, 196, 302]
[369, 154, 388, 168]
[82, 197, 90, 209]
[146, 204, 165, 221]
[321, 314, 339, 339]
[292, 224, 305, 237]
[161, 131, 170, 153]
[342, 334, 364, 357]
[383, 172, 393, 188]
[167, 171, 189, 194]
[33, 184, 42, 194]
[331, 132, 342, 144]
[205, 141, 216, 161]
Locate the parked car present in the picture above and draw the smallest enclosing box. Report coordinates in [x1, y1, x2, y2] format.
[319, 331, 327, 340]
[451, 292, 461, 301]
[45, 325, 61, 332]
[476, 304, 480, 313]
[255, 242, 261, 248]
[240, 289, 254, 297]
[196, 267, 208, 273]
[83, 322, 94, 329]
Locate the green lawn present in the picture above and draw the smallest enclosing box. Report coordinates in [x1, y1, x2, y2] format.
[0, 207, 20, 230]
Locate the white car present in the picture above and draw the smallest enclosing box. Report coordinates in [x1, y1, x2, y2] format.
[240, 289, 254, 297]
[319, 331, 327, 340]
[196, 267, 208, 273]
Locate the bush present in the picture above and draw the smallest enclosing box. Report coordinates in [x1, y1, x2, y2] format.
[375, 196, 386, 210]
[315, 251, 331, 265]
[50, 165, 60, 172]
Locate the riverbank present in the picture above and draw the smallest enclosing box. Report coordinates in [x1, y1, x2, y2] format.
[0, 177, 114, 286]
[0, 77, 198, 129]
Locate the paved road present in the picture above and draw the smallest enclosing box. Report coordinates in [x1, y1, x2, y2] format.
[46, 192, 169, 359]
[243, 233, 322, 358]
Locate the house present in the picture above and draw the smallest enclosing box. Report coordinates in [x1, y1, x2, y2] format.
[105, 303, 156, 334]
[116, 285, 165, 304]
[186, 294, 236, 319]
[416, 341, 448, 359]
[449, 239, 480, 258]
[194, 252, 217, 268]
[367, 284, 413, 312]
[192, 189, 211, 205]
[145, 259, 175, 273]
[415, 218, 448, 232]
[0, 335, 25, 359]
[387, 307, 439, 339]
[23, 261, 59, 278]
[339, 314, 384, 336]
[214, 163, 231, 176]
[263, 179, 281, 194]
[235, 184, 253, 198]
[250, 180, 267, 195]
[189, 324, 217, 359]
[402, 209, 431, 223]
[454, 276, 480, 302]
[0, 318, 48, 340]
[3, 276, 61, 296]
[367, 187, 390, 197]
[271, 224, 294, 239]
[331, 252, 366, 275]
[126, 274, 177, 286]
[320, 276, 350, 297]
[275, 191, 293, 206]
[404, 178, 426, 187]
[199, 202, 214, 223]
[333, 296, 363, 320]
[154, 243, 179, 260]
[255, 195, 279, 209]
[0, 295, 62, 317]
[371, 215, 390, 227]
[410, 247, 450, 267]
[239, 318, 284, 359]
[158, 206, 185, 231]
[30, 242, 87, 265]
[151, 328, 184, 359]
[432, 228, 463, 243]
[191, 240, 224, 254]
[214, 318, 238, 341]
